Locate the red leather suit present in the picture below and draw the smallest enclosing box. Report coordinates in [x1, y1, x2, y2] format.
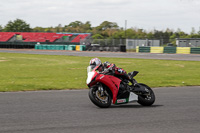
[103, 62, 130, 81]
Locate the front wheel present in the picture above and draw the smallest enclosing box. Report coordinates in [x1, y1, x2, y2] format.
[89, 86, 112, 108]
[137, 83, 155, 106]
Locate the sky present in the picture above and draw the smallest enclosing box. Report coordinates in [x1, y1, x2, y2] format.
[0, 0, 200, 33]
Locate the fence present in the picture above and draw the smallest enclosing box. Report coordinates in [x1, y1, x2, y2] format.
[126, 39, 160, 49]
[80, 39, 126, 46]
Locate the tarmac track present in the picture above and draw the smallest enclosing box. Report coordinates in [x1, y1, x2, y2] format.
[0, 86, 200, 133]
[0, 49, 200, 61]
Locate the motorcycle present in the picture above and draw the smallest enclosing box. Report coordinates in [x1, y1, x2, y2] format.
[86, 65, 155, 108]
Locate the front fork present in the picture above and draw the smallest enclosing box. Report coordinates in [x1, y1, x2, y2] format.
[98, 83, 104, 97]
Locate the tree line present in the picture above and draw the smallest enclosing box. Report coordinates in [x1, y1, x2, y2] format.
[1, 18, 200, 45]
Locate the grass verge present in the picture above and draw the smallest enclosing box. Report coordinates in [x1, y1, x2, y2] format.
[0, 52, 199, 92]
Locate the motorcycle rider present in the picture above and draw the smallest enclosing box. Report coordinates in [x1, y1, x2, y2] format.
[89, 58, 134, 84]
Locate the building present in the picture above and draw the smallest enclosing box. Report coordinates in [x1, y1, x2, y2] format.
[176, 38, 200, 47]
[126, 39, 160, 49]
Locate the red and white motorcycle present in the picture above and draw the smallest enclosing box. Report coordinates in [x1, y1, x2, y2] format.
[87, 65, 155, 108]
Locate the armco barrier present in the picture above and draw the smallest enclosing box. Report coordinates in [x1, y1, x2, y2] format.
[150, 47, 163, 53]
[176, 47, 190, 54]
[136, 46, 139, 53]
[76, 45, 80, 51]
[76, 45, 86, 51]
[80, 45, 86, 51]
[34, 45, 200, 54]
[58, 45, 65, 50]
[47, 45, 52, 50]
[64, 45, 69, 50]
[137, 46, 200, 54]
[191, 47, 200, 54]
[34, 44, 85, 51]
[35, 45, 39, 49]
[35, 44, 67, 50]
[163, 47, 176, 54]
[68, 45, 76, 51]
[139, 47, 150, 53]
[42, 45, 47, 50]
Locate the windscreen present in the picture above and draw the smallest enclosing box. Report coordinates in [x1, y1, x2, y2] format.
[87, 66, 93, 73]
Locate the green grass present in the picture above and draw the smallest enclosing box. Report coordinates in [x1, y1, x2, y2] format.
[0, 52, 200, 92]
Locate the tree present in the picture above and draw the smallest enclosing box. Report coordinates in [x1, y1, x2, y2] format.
[146, 32, 154, 39]
[125, 29, 137, 39]
[97, 21, 119, 31]
[64, 21, 92, 33]
[81, 21, 92, 32]
[33, 27, 45, 32]
[66, 21, 83, 28]
[112, 30, 124, 39]
[92, 34, 104, 39]
[4, 19, 32, 32]
[0, 25, 3, 32]
[44, 27, 53, 32]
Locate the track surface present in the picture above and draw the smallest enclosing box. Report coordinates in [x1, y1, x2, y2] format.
[0, 49, 200, 61]
[1, 86, 200, 133]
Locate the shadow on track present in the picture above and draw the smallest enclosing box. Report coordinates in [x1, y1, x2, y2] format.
[110, 104, 163, 108]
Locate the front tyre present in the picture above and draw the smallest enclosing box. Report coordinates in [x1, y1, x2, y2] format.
[137, 83, 155, 106]
[89, 86, 112, 108]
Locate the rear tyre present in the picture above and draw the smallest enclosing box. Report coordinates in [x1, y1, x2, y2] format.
[137, 83, 155, 106]
[89, 86, 112, 108]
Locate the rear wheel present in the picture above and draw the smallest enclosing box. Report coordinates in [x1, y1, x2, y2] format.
[89, 86, 112, 108]
[137, 83, 155, 106]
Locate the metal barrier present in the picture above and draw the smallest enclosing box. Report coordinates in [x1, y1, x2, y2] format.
[138, 47, 150, 53]
[0, 42, 79, 49]
[150, 47, 163, 53]
[163, 47, 176, 54]
[191, 48, 200, 54]
[136, 46, 200, 54]
[35, 44, 86, 51]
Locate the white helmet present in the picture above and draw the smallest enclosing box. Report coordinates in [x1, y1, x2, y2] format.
[89, 58, 102, 69]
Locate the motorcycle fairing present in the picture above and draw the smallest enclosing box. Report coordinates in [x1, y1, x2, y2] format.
[115, 91, 138, 104]
[128, 92, 138, 102]
[96, 74, 121, 104]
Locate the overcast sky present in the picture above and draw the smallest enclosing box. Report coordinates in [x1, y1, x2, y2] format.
[0, 0, 199, 33]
